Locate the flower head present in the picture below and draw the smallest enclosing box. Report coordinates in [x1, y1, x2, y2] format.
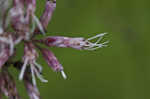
[0, 0, 108, 98]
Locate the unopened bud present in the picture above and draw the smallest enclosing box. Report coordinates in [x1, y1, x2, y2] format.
[41, 48, 67, 79]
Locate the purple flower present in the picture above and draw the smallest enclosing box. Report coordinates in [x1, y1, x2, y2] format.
[0, 0, 108, 98]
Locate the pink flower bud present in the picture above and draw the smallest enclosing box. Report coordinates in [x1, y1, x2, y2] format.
[41, 33, 108, 50]
[40, 0, 56, 29]
[41, 48, 67, 79]
[41, 36, 85, 50]
[34, 0, 56, 34]
[41, 48, 63, 71]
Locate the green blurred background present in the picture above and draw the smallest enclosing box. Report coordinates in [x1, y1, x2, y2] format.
[7, 0, 150, 99]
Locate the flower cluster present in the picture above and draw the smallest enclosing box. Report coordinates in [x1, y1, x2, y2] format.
[0, 0, 108, 98]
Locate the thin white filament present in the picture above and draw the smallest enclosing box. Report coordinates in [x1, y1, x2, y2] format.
[8, 35, 14, 55]
[32, 14, 45, 35]
[94, 34, 105, 44]
[86, 33, 107, 41]
[31, 64, 37, 86]
[19, 58, 28, 80]
[14, 36, 23, 45]
[85, 41, 109, 50]
[83, 33, 108, 50]
[33, 66, 48, 83]
[31, 19, 36, 33]
[61, 70, 67, 79]
[33, 61, 43, 73]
